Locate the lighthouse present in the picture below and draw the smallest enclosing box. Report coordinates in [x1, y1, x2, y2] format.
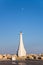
[17, 32, 26, 57]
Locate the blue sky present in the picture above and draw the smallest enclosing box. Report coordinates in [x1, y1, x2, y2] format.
[0, 0, 43, 54]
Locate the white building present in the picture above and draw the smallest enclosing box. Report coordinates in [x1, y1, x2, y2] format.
[17, 32, 26, 57]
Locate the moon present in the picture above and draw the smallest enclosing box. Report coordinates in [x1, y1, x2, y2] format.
[21, 8, 24, 11]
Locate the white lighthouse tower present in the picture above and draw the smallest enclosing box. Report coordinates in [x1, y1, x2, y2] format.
[17, 32, 26, 57]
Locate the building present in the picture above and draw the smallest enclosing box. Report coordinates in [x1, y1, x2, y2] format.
[17, 32, 26, 57]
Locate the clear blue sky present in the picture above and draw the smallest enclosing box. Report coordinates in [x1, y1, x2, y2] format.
[0, 0, 43, 54]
